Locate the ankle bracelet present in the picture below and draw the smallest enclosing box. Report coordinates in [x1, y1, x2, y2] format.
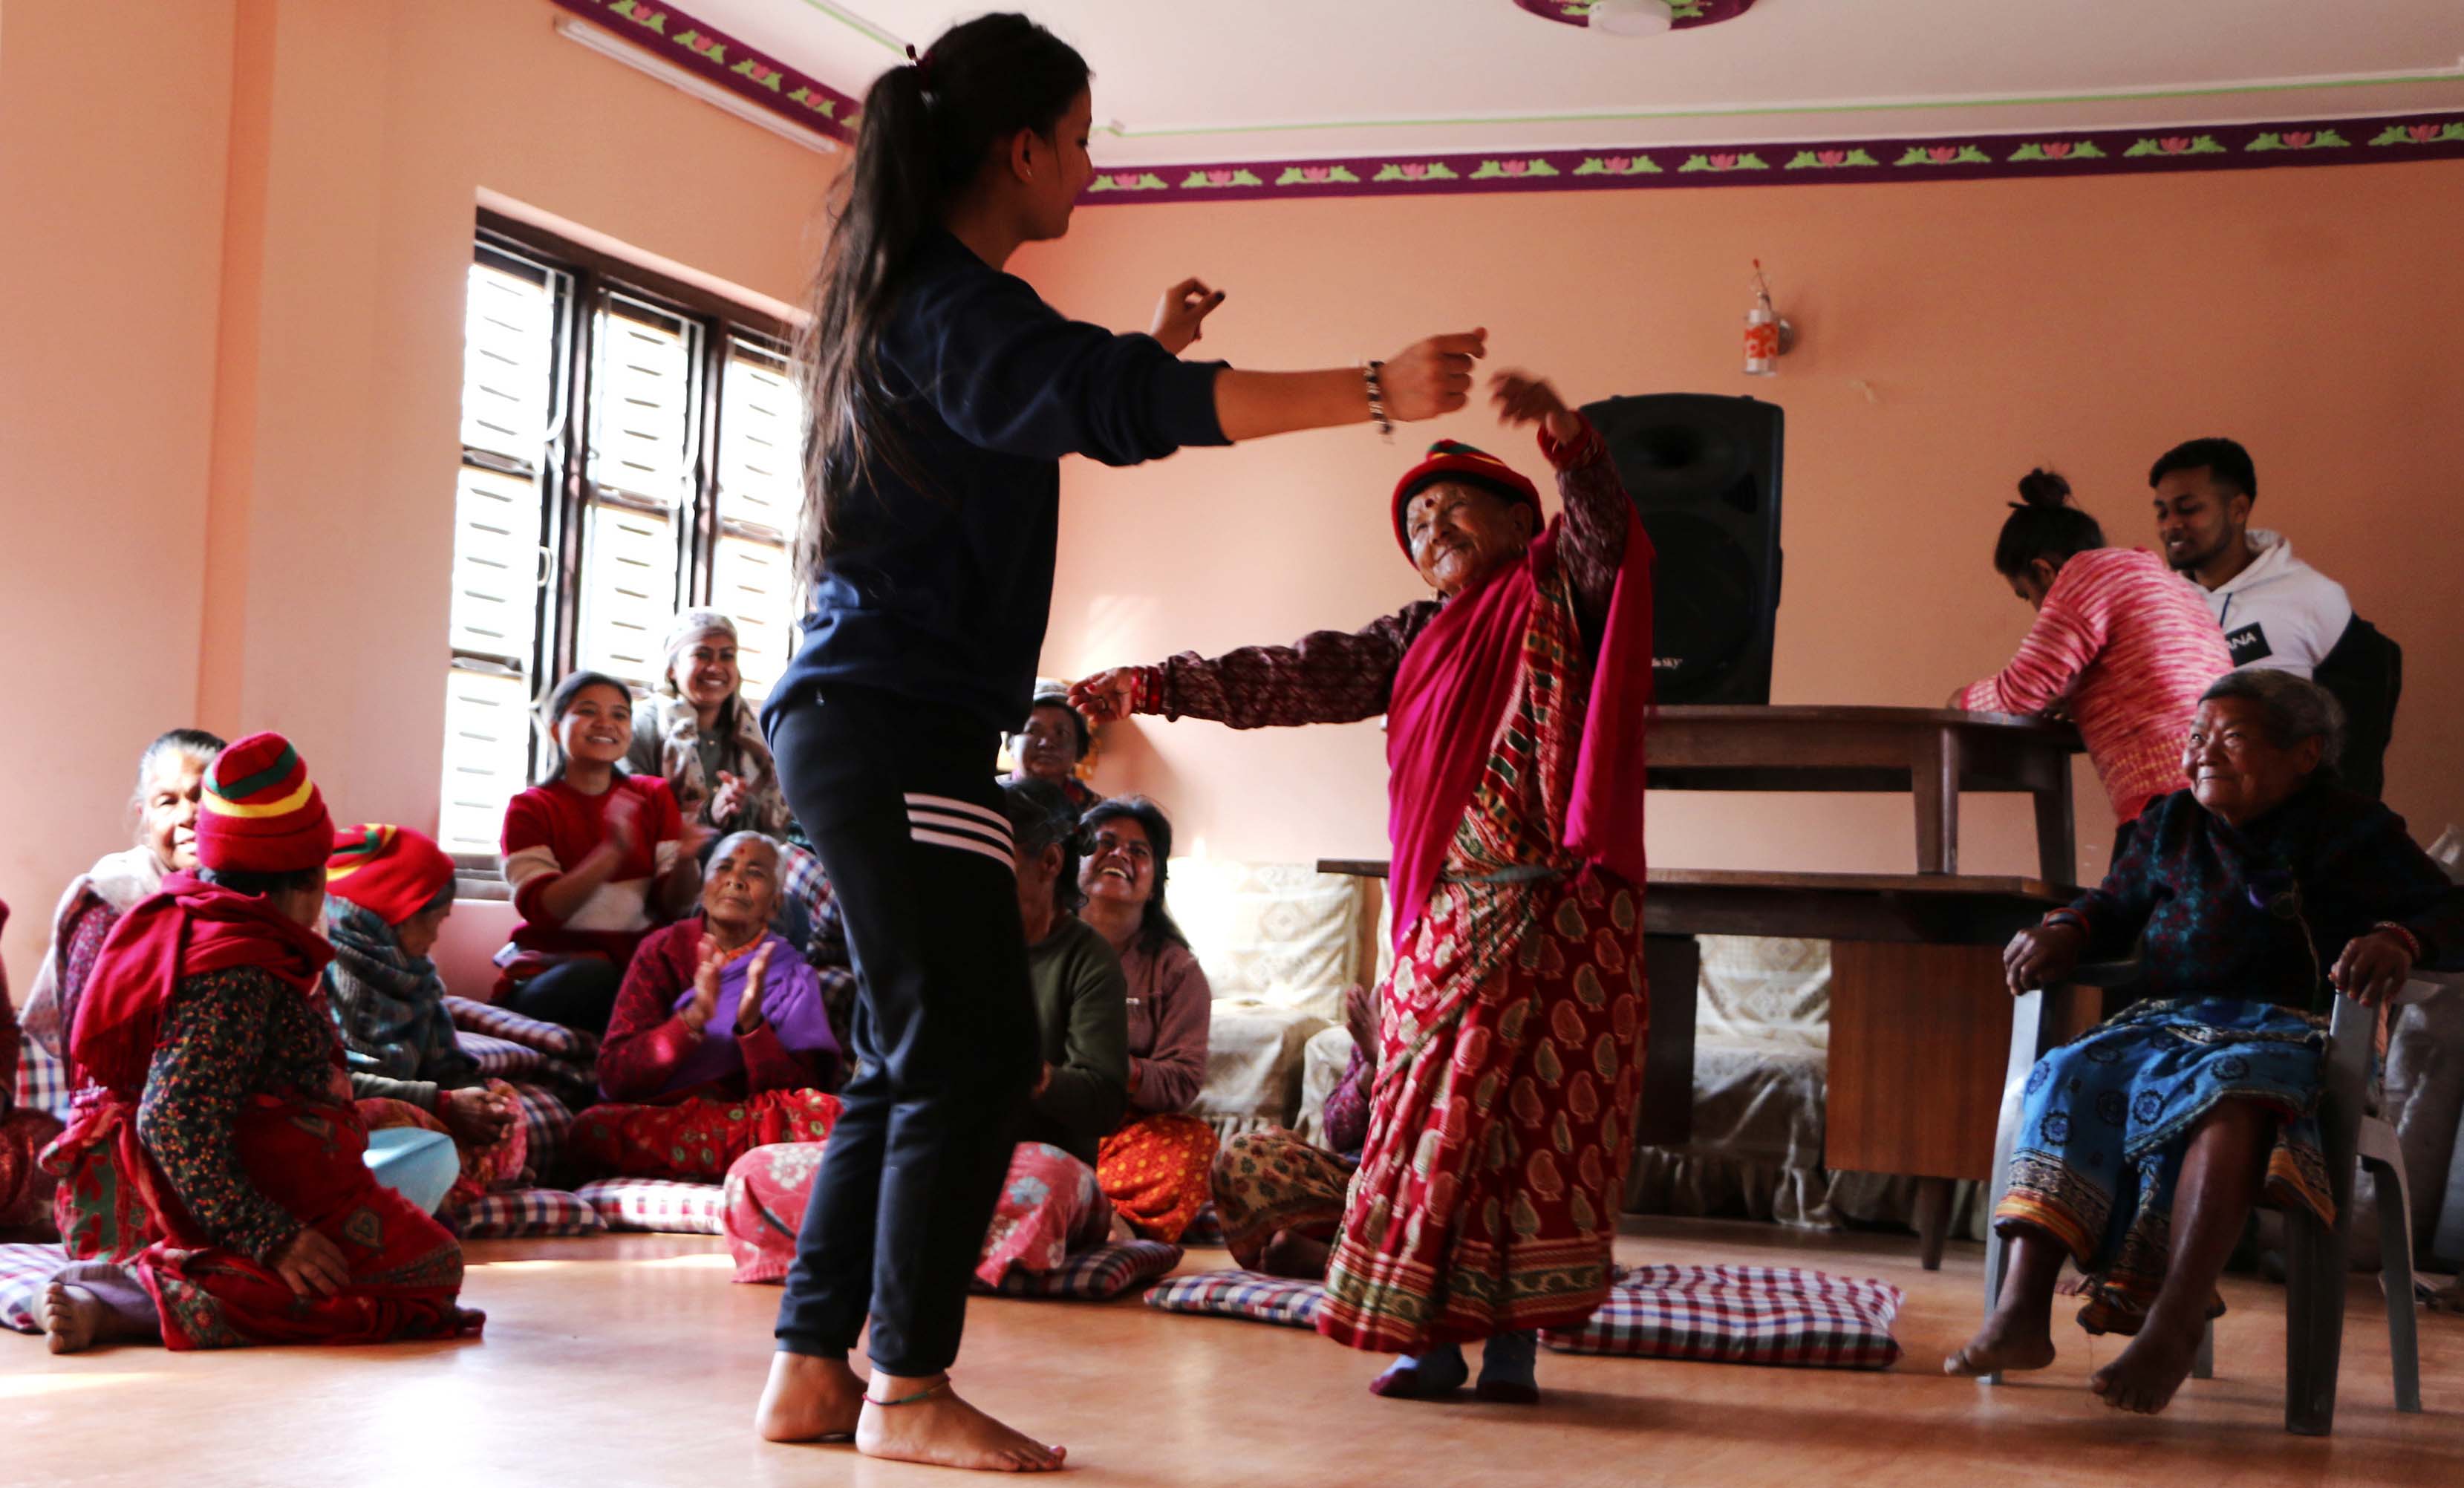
[864, 1377, 951, 1408]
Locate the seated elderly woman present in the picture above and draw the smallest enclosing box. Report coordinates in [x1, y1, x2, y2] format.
[2, 902, 61, 1230]
[18, 728, 226, 1114]
[723, 780, 1128, 1290]
[1948, 670, 2464, 1413]
[1004, 690, 1101, 812]
[323, 823, 527, 1211]
[628, 608, 832, 951]
[1213, 981, 1378, 1277]
[498, 670, 698, 1034]
[568, 832, 843, 1181]
[39, 733, 479, 1354]
[1078, 371, 1652, 1403]
[1075, 797, 1216, 1241]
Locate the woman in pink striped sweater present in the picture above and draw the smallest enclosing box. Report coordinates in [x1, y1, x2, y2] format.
[1956, 471, 2234, 837]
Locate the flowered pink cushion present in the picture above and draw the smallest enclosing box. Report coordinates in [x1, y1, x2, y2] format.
[576, 1177, 726, 1236]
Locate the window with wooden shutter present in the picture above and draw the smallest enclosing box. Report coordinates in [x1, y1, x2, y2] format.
[442, 215, 801, 874]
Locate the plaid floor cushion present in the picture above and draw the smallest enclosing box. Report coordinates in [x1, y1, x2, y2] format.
[576, 1178, 726, 1236]
[446, 996, 594, 1060]
[1141, 1268, 1324, 1329]
[456, 1032, 550, 1080]
[979, 1240, 1182, 1301]
[501, 1081, 575, 1183]
[451, 1187, 607, 1239]
[1540, 1265, 1905, 1369]
[0, 1241, 67, 1334]
[13, 1042, 73, 1124]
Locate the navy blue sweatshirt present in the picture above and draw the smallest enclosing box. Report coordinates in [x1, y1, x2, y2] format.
[764, 231, 1228, 742]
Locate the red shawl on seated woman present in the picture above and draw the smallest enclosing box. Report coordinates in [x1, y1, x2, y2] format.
[1383, 518, 1653, 950]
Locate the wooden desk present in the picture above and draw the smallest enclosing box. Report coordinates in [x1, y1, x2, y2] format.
[1646, 705, 2083, 883]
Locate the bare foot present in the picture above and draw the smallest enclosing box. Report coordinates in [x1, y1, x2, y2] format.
[756, 1351, 865, 1442]
[1106, 1212, 1137, 1245]
[1258, 1230, 1331, 1280]
[41, 1282, 106, 1356]
[2090, 1321, 2202, 1414]
[855, 1380, 1064, 1472]
[1943, 1311, 2057, 1377]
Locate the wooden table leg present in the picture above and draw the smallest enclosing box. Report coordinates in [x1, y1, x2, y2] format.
[2033, 763, 2078, 887]
[1914, 1177, 1955, 1270]
[1634, 935, 1698, 1148]
[1914, 729, 1961, 875]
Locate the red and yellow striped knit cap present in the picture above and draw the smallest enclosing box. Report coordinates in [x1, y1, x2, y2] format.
[326, 824, 455, 925]
[196, 731, 334, 875]
[1390, 439, 1543, 558]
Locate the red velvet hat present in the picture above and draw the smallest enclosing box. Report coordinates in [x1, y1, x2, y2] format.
[195, 732, 333, 875]
[1390, 440, 1543, 556]
[326, 823, 456, 925]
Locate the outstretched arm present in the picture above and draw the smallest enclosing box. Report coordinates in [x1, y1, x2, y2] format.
[1074, 601, 1439, 731]
[1491, 372, 1630, 631]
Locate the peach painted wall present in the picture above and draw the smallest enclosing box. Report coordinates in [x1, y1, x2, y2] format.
[2, 0, 835, 991]
[1, 0, 236, 986]
[1022, 161, 2464, 885]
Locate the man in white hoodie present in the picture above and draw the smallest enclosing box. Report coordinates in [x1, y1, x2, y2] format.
[2148, 437, 2351, 677]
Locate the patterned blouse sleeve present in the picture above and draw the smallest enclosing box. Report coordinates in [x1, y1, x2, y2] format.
[1140, 602, 1438, 729]
[1539, 417, 1632, 632]
[1960, 574, 2108, 717]
[137, 970, 302, 1263]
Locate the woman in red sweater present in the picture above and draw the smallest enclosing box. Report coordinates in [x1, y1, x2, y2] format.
[1955, 471, 2233, 843]
[495, 671, 698, 1033]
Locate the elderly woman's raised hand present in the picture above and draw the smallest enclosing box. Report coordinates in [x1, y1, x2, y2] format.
[2331, 928, 2417, 1008]
[2004, 921, 2085, 995]
[680, 934, 728, 1035]
[1069, 669, 1141, 725]
[441, 1086, 517, 1145]
[1489, 371, 1582, 443]
[734, 942, 777, 1035]
[1382, 331, 1488, 422]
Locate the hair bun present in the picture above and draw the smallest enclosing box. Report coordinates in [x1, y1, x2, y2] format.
[2015, 468, 2072, 509]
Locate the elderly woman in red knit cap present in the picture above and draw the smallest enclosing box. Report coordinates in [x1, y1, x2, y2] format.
[1077, 371, 1654, 1405]
[37, 733, 479, 1354]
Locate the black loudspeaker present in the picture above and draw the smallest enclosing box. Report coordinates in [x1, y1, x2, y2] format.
[1581, 394, 1784, 705]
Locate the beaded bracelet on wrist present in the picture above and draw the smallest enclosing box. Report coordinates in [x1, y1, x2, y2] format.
[2372, 920, 2423, 965]
[1363, 360, 1395, 443]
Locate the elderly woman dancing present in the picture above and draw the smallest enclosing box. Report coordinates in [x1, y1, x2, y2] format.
[1948, 671, 2464, 1413]
[39, 733, 478, 1353]
[1078, 371, 1653, 1403]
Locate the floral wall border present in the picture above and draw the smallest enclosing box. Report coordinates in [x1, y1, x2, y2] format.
[550, 0, 861, 144]
[1085, 114, 2464, 204]
[548, 2, 2464, 205]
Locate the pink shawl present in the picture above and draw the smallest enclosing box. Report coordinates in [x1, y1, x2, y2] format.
[1383, 518, 1653, 950]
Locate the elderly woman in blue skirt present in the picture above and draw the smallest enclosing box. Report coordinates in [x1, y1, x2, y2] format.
[1947, 670, 2463, 1413]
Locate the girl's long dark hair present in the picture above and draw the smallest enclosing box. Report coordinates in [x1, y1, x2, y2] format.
[1080, 795, 1187, 955]
[1992, 468, 2105, 578]
[795, 13, 1090, 586]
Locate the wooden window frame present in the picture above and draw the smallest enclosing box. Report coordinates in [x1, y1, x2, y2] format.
[452, 212, 796, 881]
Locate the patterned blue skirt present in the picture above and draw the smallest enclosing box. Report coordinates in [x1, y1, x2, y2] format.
[1995, 996, 2333, 1333]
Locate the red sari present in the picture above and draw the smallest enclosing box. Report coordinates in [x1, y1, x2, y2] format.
[51, 875, 476, 1349]
[1316, 555, 1649, 1351]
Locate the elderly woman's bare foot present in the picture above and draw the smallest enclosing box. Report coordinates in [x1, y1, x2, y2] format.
[39, 1282, 107, 1355]
[755, 1351, 866, 1442]
[855, 1378, 1064, 1472]
[1943, 1311, 2056, 1377]
[2090, 1322, 2202, 1414]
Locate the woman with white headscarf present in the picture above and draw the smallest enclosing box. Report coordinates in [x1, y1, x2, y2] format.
[629, 609, 793, 838]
